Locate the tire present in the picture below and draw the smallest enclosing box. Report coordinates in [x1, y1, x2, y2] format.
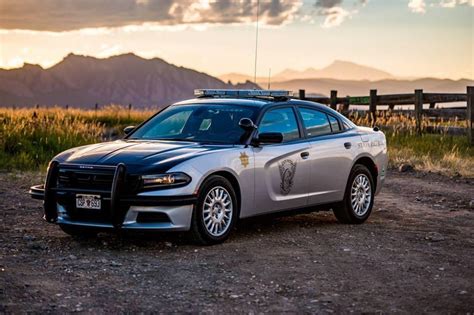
[59, 224, 98, 238]
[190, 175, 238, 245]
[333, 164, 374, 224]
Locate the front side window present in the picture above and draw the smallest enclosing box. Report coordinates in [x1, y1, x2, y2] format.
[298, 108, 332, 137]
[129, 104, 258, 144]
[258, 107, 300, 142]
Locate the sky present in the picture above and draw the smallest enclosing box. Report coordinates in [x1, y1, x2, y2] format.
[0, 0, 472, 80]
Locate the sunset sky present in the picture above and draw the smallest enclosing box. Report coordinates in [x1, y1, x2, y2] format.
[0, 0, 472, 80]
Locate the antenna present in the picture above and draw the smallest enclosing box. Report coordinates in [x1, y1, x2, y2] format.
[253, 0, 260, 85]
[268, 68, 271, 89]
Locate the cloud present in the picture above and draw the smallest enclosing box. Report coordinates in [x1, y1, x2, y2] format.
[439, 0, 474, 7]
[320, 7, 351, 28]
[408, 0, 473, 13]
[0, 0, 301, 32]
[408, 0, 426, 13]
[314, 0, 366, 28]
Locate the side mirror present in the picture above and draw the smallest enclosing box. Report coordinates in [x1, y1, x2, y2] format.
[239, 118, 257, 131]
[257, 132, 283, 144]
[123, 126, 135, 135]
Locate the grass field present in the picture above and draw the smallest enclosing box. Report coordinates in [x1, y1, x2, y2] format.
[1, 106, 473, 177]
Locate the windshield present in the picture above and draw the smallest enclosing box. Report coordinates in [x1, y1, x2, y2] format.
[129, 104, 259, 144]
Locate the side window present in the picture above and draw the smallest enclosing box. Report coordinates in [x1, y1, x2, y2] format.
[328, 115, 341, 132]
[259, 107, 300, 142]
[298, 108, 331, 137]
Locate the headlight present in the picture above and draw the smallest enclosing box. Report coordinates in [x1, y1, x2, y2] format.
[141, 172, 191, 189]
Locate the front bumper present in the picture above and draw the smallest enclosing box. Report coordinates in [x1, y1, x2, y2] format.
[29, 162, 197, 231]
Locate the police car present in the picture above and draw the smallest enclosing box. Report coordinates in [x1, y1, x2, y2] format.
[30, 89, 387, 245]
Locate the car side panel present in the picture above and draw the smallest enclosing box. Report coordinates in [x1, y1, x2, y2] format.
[251, 141, 311, 216]
[306, 131, 360, 205]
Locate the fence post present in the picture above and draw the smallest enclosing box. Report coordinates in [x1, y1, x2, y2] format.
[330, 90, 337, 110]
[369, 89, 377, 126]
[95, 103, 98, 111]
[342, 96, 350, 114]
[468, 86, 474, 146]
[414, 89, 423, 135]
[299, 89, 305, 100]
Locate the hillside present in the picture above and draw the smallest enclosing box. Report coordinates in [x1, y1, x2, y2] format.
[0, 53, 259, 108]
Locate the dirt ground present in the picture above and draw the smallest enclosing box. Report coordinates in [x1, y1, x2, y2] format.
[0, 170, 473, 313]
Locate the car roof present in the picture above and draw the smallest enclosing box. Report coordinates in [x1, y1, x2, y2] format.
[173, 97, 331, 111]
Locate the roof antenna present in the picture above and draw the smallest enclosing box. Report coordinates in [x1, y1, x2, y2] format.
[253, 0, 260, 86]
[267, 68, 271, 89]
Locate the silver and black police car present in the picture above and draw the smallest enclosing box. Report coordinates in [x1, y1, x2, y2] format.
[30, 89, 387, 245]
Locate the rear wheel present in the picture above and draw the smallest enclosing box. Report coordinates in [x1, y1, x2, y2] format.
[190, 175, 238, 245]
[59, 224, 98, 238]
[333, 164, 374, 224]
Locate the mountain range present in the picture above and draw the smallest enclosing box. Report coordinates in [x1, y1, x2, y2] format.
[0, 55, 471, 108]
[0, 53, 258, 108]
[220, 60, 396, 84]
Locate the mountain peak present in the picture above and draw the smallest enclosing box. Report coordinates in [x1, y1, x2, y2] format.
[0, 52, 260, 107]
[274, 60, 394, 81]
[22, 63, 43, 70]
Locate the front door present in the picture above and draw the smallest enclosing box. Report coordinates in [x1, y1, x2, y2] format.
[252, 107, 311, 215]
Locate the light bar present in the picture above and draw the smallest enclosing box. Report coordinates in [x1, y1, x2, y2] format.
[194, 89, 292, 98]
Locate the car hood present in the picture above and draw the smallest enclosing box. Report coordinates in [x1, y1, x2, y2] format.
[55, 140, 234, 173]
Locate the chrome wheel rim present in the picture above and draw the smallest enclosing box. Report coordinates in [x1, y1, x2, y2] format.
[350, 174, 372, 217]
[202, 186, 233, 237]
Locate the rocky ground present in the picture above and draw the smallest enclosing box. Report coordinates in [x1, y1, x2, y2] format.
[0, 170, 473, 313]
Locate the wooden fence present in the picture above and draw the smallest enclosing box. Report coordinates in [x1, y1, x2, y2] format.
[296, 86, 474, 146]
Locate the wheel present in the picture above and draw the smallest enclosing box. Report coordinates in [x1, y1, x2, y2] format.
[190, 175, 238, 245]
[59, 224, 98, 238]
[333, 164, 374, 224]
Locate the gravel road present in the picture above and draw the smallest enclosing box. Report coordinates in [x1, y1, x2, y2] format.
[1, 170, 473, 313]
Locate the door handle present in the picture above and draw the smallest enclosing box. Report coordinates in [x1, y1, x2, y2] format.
[300, 151, 310, 159]
[344, 142, 352, 149]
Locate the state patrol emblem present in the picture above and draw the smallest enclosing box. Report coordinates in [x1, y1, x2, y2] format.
[239, 152, 249, 168]
[279, 159, 297, 195]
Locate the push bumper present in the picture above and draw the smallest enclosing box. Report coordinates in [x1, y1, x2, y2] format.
[29, 162, 197, 231]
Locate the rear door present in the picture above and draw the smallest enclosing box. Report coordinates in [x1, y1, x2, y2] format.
[251, 106, 311, 215]
[297, 107, 355, 205]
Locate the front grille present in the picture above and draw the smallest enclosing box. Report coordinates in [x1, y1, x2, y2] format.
[55, 164, 140, 223]
[58, 167, 115, 191]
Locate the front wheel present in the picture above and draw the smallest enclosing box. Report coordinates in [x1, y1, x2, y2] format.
[190, 175, 238, 245]
[333, 164, 374, 224]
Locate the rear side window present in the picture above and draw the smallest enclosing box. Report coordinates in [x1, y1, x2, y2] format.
[259, 107, 300, 142]
[298, 108, 331, 137]
[328, 115, 341, 132]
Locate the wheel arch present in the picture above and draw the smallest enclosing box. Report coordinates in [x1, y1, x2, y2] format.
[352, 156, 378, 191]
[199, 170, 242, 214]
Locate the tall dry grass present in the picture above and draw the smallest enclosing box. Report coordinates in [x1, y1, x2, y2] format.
[350, 112, 473, 177]
[1, 107, 472, 177]
[0, 106, 153, 170]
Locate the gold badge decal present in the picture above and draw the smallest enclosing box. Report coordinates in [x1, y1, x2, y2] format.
[239, 152, 249, 168]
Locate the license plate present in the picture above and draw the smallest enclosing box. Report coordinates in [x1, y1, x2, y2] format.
[76, 194, 101, 210]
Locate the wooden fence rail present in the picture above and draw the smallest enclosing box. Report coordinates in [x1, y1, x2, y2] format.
[296, 86, 474, 146]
